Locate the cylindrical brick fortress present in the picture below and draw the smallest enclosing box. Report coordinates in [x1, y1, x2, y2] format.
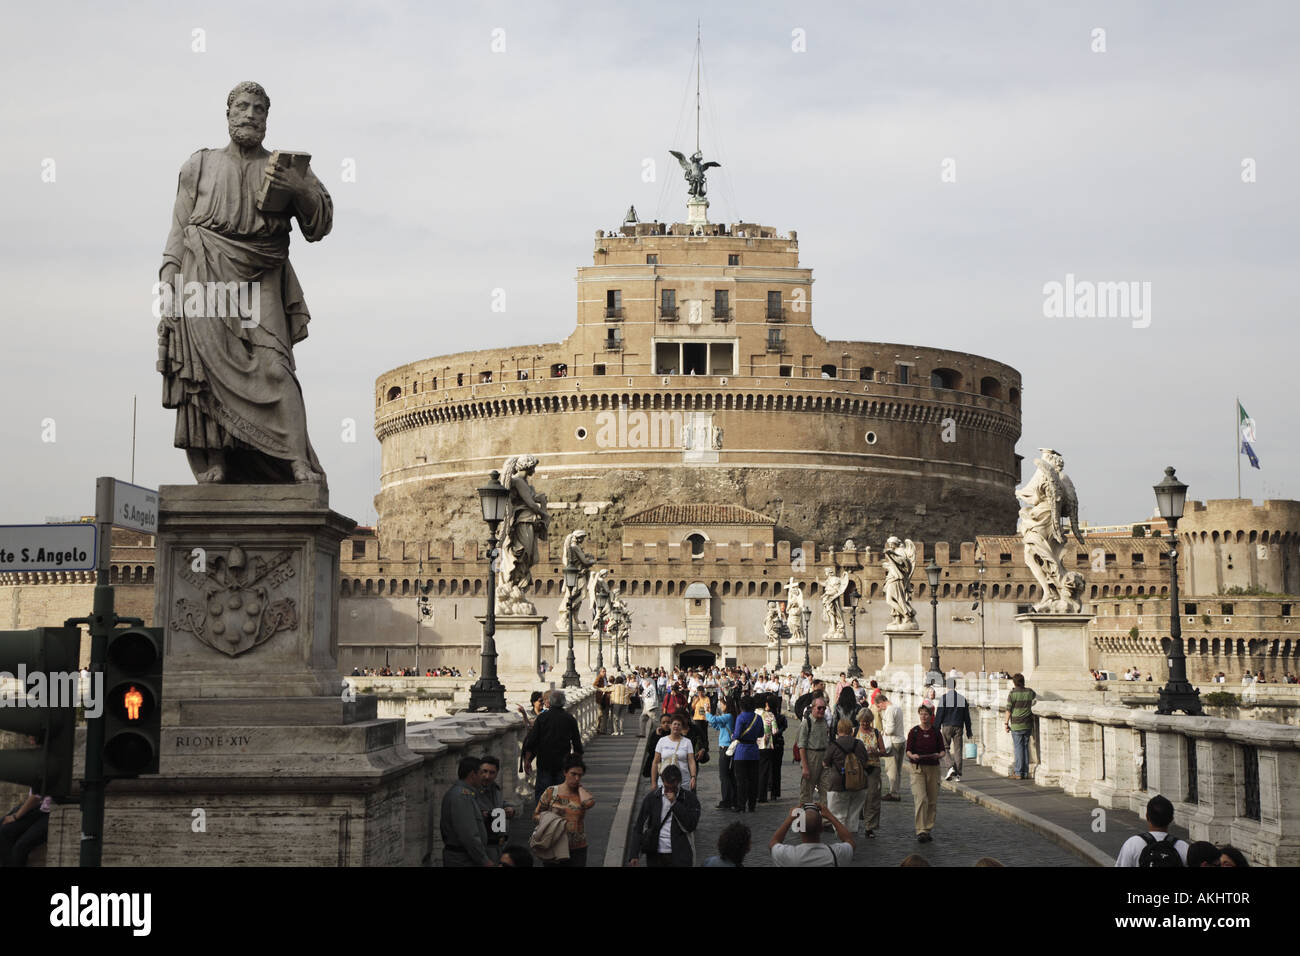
[374, 218, 1022, 554]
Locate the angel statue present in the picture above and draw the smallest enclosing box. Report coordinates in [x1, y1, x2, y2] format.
[784, 578, 806, 643]
[587, 568, 612, 637]
[820, 567, 851, 641]
[763, 601, 784, 646]
[882, 537, 918, 629]
[669, 149, 720, 200]
[1016, 448, 1086, 612]
[496, 454, 551, 615]
[555, 529, 597, 630]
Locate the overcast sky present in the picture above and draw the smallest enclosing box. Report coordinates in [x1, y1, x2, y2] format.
[1, 1, 1296, 534]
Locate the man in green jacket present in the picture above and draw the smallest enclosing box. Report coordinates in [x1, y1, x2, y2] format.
[1004, 674, 1037, 779]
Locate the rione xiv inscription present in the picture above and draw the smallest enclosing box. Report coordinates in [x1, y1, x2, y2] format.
[171, 545, 299, 656]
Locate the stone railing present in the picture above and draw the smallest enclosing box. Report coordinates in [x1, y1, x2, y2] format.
[876, 675, 1300, 865]
[404, 687, 601, 866]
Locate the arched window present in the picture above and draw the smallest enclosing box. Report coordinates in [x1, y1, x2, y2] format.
[1009, 387, 1020, 406]
[930, 368, 962, 390]
[979, 376, 1002, 399]
[386, 385, 401, 402]
[686, 534, 706, 557]
[820, 364, 838, 379]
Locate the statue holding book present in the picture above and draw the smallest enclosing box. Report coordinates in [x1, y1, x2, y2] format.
[156, 80, 333, 484]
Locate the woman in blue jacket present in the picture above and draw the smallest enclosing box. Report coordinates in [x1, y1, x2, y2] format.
[730, 696, 765, 814]
[706, 697, 737, 810]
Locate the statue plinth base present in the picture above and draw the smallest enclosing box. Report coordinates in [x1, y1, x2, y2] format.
[42, 484, 427, 866]
[155, 483, 354, 700]
[821, 637, 850, 672]
[687, 197, 709, 226]
[478, 614, 546, 690]
[1017, 612, 1094, 690]
[882, 628, 924, 673]
[553, 628, 594, 677]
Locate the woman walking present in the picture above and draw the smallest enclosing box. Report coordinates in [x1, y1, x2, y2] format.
[856, 710, 887, 837]
[651, 715, 697, 791]
[730, 696, 765, 813]
[533, 754, 596, 866]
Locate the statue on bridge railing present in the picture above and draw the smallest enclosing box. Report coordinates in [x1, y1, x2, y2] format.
[556, 529, 596, 630]
[1016, 448, 1086, 613]
[763, 600, 783, 646]
[784, 578, 806, 643]
[497, 454, 551, 615]
[820, 567, 851, 640]
[882, 537, 918, 629]
[587, 568, 612, 636]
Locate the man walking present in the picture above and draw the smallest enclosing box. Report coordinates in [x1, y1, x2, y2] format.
[522, 689, 584, 808]
[1115, 794, 1189, 866]
[629, 764, 701, 867]
[876, 694, 905, 801]
[441, 756, 494, 866]
[797, 697, 831, 804]
[768, 803, 856, 867]
[905, 704, 945, 843]
[640, 673, 660, 737]
[475, 754, 515, 863]
[936, 677, 972, 782]
[1004, 673, 1036, 779]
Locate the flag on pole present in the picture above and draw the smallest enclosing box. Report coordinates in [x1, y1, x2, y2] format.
[1239, 401, 1260, 470]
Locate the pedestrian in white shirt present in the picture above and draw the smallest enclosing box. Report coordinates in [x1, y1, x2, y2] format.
[1115, 794, 1189, 867]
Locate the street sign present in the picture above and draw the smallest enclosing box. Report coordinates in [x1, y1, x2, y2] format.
[102, 478, 158, 535]
[0, 523, 97, 573]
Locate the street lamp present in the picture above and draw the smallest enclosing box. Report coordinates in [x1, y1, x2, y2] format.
[801, 605, 812, 675]
[925, 558, 942, 682]
[612, 607, 623, 672]
[975, 556, 987, 676]
[1153, 466, 1202, 716]
[469, 470, 509, 711]
[844, 582, 862, 678]
[561, 564, 580, 688]
[774, 606, 785, 671]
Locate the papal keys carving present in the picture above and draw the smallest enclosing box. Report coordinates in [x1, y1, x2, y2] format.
[171, 545, 299, 656]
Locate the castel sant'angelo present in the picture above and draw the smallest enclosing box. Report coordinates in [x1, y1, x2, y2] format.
[373, 183, 1023, 557]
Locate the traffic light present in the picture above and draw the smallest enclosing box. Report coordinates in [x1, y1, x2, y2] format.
[0, 626, 81, 797]
[102, 626, 163, 778]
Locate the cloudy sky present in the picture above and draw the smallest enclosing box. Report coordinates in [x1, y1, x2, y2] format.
[1, 1, 1296, 533]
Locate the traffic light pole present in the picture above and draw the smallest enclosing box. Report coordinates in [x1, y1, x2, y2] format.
[64, 480, 143, 867]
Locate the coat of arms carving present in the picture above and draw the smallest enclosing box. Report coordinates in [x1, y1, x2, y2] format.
[171, 545, 299, 656]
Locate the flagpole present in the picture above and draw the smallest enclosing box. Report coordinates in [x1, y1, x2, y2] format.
[1236, 396, 1241, 499]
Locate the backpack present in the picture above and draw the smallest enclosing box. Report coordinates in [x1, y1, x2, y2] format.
[1137, 832, 1184, 867]
[835, 740, 867, 791]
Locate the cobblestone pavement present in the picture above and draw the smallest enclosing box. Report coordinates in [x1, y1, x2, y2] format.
[629, 725, 1089, 867]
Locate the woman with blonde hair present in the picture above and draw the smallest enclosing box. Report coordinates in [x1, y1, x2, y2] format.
[856, 710, 887, 837]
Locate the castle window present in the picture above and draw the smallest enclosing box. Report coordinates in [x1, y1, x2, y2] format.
[516, 369, 528, 380]
[456, 373, 463, 387]
[1222, 603, 1234, 615]
[1009, 386, 1020, 405]
[779, 364, 792, 377]
[687, 534, 705, 557]
[646, 254, 658, 264]
[605, 289, 622, 319]
[896, 364, 910, 385]
[980, 376, 1002, 399]
[728, 254, 740, 266]
[1283, 604, 1292, 616]
[351, 540, 366, 560]
[859, 367, 874, 381]
[683, 343, 707, 375]
[999, 553, 1012, 564]
[385, 386, 401, 402]
[820, 364, 837, 379]
[1131, 553, 1143, 564]
[1184, 603, 1197, 615]
[713, 289, 730, 320]
[766, 291, 783, 320]
[550, 363, 567, 377]
[431, 377, 437, 389]
[661, 289, 677, 319]
[479, 370, 493, 384]
[930, 368, 961, 390]
[593, 363, 606, 375]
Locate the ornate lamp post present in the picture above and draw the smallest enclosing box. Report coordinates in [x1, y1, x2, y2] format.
[775, 611, 785, 672]
[468, 470, 509, 711]
[926, 558, 942, 682]
[1154, 467, 1203, 716]
[561, 564, 580, 688]
[595, 607, 605, 673]
[844, 581, 862, 678]
[975, 556, 987, 676]
[801, 605, 813, 675]
[612, 607, 624, 672]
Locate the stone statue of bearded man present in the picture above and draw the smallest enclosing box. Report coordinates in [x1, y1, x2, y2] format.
[156, 81, 333, 484]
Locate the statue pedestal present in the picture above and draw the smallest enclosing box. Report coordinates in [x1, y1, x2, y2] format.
[481, 614, 546, 690]
[553, 629, 593, 676]
[687, 197, 709, 226]
[42, 484, 427, 866]
[1017, 612, 1095, 691]
[882, 628, 924, 674]
[821, 638, 850, 673]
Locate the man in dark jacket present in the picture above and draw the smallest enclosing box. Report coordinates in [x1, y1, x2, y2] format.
[935, 677, 973, 781]
[629, 764, 701, 867]
[522, 689, 584, 808]
[794, 679, 827, 720]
